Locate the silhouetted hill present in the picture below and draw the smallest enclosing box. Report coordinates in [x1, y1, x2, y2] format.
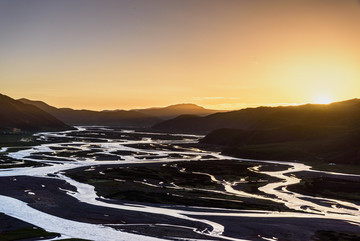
[196, 99, 360, 165]
[201, 125, 348, 146]
[133, 103, 224, 120]
[201, 126, 360, 165]
[153, 99, 360, 133]
[19, 98, 161, 127]
[18, 99, 58, 114]
[0, 94, 70, 132]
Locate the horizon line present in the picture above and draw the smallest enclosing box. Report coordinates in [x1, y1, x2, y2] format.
[13, 94, 359, 113]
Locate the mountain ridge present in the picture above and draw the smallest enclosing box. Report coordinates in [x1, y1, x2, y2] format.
[153, 99, 360, 133]
[134, 103, 224, 120]
[0, 94, 70, 132]
[194, 98, 360, 165]
[18, 99, 223, 127]
[19, 98, 161, 127]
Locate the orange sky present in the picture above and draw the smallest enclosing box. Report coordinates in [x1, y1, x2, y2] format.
[1, 0, 360, 110]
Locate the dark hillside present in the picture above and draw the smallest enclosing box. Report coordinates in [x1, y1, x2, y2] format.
[154, 99, 360, 133]
[0, 94, 70, 132]
[201, 126, 360, 165]
[19, 98, 161, 127]
[134, 103, 224, 120]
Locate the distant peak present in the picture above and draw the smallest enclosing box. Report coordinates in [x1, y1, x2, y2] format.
[18, 98, 46, 104]
[164, 103, 205, 110]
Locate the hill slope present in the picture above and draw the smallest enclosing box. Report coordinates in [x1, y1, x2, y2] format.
[200, 126, 360, 165]
[153, 99, 360, 133]
[19, 99, 223, 127]
[196, 99, 360, 165]
[134, 104, 224, 120]
[19, 99, 161, 127]
[0, 94, 70, 132]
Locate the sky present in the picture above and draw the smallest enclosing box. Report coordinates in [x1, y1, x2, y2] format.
[1, 0, 360, 110]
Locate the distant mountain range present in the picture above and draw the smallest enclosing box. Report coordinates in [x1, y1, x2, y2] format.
[172, 99, 360, 165]
[0, 93, 223, 133]
[4, 92, 360, 165]
[153, 99, 360, 133]
[19, 98, 160, 127]
[18, 99, 222, 127]
[134, 103, 225, 120]
[0, 94, 70, 132]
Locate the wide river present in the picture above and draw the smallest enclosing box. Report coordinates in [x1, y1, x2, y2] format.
[0, 127, 359, 241]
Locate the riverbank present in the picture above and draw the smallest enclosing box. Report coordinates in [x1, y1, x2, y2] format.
[0, 127, 359, 240]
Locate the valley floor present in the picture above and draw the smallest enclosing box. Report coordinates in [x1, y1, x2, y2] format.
[0, 127, 359, 241]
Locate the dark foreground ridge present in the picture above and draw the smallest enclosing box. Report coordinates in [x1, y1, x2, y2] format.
[153, 98, 360, 133]
[200, 126, 360, 166]
[154, 99, 360, 166]
[0, 93, 70, 132]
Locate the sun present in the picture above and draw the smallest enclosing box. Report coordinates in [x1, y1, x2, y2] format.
[313, 94, 334, 104]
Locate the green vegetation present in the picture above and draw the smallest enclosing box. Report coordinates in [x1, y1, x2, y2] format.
[287, 175, 360, 204]
[312, 230, 360, 241]
[223, 142, 320, 162]
[200, 124, 360, 173]
[0, 134, 42, 148]
[305, 162, 360, 175]
[0, 227, 60, 240]
[66, 160, 290, 211]
[58, 239, 91, 241]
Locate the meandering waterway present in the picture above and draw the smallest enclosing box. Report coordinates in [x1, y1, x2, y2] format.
[0, 127, 359, 240]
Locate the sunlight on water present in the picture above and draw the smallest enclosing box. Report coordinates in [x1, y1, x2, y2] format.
[0, 127, 359, 240]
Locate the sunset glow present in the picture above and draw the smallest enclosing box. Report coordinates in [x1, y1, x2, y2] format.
[1, 2, 360, 240]
[313, 95, 334, 105]
[1, 0, 360, 110]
